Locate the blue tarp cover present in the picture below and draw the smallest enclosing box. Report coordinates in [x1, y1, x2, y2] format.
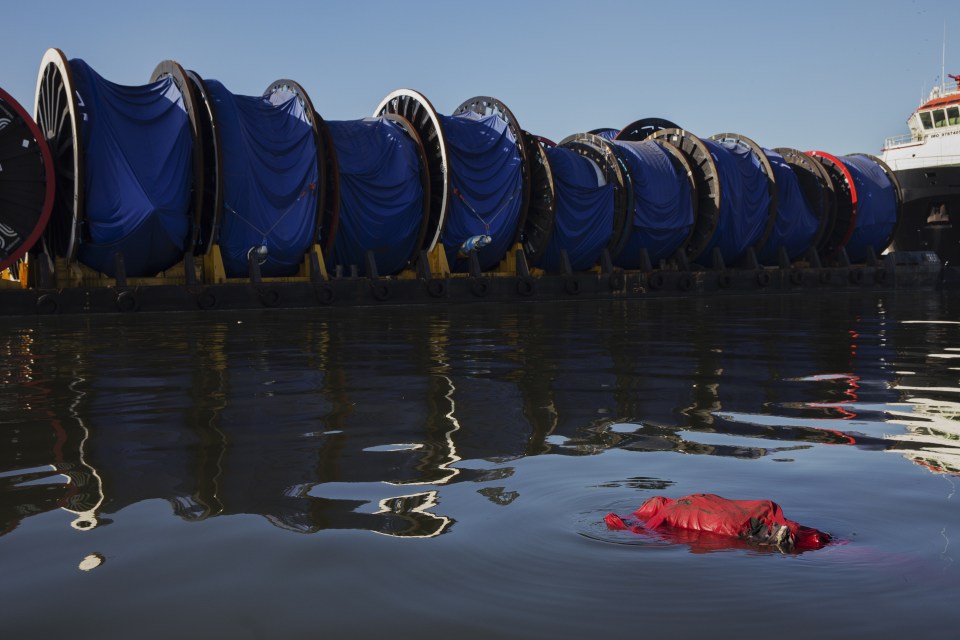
[613, 140, 694, 267]
[592, 128, 620, 141]
[438, 112, 523, 271]
[700, 138, 771, 265]
[70, 59, 193, 277]
[209, 80, 319, 278]
[839, 155, 898, 262]
[326, 117, 424, 275]
[757, 149, 820, 264]
[538, 146, 614, 272]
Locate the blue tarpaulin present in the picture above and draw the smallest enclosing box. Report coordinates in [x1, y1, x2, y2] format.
[591, 128, 620, 141]
[326, 118, 424, 275]
[209, 80, 319, 278]
[757, 149, 820, 264]
[538, 146, 614, 272]
[613, 140, 694, 267]
[700, 138, 771, 265]
[438, 111, 523, 271]
[839, 155, 898, 263]
[70, 58, 193, 277]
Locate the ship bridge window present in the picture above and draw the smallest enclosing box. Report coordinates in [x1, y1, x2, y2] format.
[948, 106, 960, 125]
[920, 111, 934, 129]
[933, 109, 947, 127]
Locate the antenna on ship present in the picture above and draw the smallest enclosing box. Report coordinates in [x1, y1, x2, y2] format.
[941, 21, 947, 94]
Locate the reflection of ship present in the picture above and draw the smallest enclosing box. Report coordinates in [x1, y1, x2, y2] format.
[886, 397, 960, 475]
[882, 73, 960, 261]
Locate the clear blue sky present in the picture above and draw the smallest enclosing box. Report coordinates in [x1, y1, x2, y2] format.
[1, 0, 954, 155]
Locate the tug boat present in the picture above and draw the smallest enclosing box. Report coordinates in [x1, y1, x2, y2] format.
[882, 74, 960, 262]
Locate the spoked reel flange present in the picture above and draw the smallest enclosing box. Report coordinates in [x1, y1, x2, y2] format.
[518, 131, 556, 265]
[0, 86, 54, 272]
[709, 132, 779, 257]
[557, 132, 633, 261]
[615, 117, 681, 142]
[650, 128, 721, 263]
[806, 150, 858, 259]
[774, 147, 834, 255]
[151, 60, 207, 252]
[453, 95, 533, 248]
[375, 89, 450, 253]
[263, 79, 328, 256]
[33, 48, 82, 262]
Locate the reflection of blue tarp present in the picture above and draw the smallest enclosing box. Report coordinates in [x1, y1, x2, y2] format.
[438, 112, 523, 271]
[613, 141, 694, 267]
[538, 147, 614, 272]
[326, 118, 424, 275]
[700, 139, 771, 265]
[70, 59, 192, 277]
[209, 80, 319, 278]
[758, 149, 820, 264]
[840, 155, 898, 263]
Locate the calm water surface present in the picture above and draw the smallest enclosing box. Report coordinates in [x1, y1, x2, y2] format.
[2, 292, 959, 638]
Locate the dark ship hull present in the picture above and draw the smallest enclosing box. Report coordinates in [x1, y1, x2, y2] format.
[890, 164, 960, 263]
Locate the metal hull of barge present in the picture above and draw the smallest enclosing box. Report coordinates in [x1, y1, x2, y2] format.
[0, 255, 945, 318]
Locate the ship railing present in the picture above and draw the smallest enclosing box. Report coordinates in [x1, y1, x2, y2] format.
[883, 133, 919, 149]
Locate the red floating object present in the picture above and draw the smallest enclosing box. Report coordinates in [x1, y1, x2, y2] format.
[605, 493, 831, 552]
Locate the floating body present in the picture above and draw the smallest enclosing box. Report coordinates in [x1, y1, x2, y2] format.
[605, 493, 831, 552]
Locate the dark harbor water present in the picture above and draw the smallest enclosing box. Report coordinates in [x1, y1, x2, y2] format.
[2, 291, 960, 638]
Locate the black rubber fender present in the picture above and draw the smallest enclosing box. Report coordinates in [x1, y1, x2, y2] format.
[564, 277, 581, 295]
[36, 292, 60, 315]
[608, 271, 625, 290]
[849, 269, 865, 285]
[789, 269, 804, 286]
[471, 278, 490, 297]
[116, 290, 139, 312]
[717, 272, 732, 289]
[314, 283, 335, 305]
[370, 281, 391, 301]
[875, 268, 889, 285]
[197, 289, 218, 310]
[259, 287, 281, 307]
[426, 278, 447, 298]
[819, 270, 833, 285]
[678, 273, 694, 291]
[756, 270, 771, 287]
[648, 272, 666, 290]
[516, 276, 535, 297]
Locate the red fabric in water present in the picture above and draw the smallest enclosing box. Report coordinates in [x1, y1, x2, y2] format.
[605, 493, 830, 551]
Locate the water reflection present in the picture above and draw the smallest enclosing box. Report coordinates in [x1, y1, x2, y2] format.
[2, 293, 960, 539]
